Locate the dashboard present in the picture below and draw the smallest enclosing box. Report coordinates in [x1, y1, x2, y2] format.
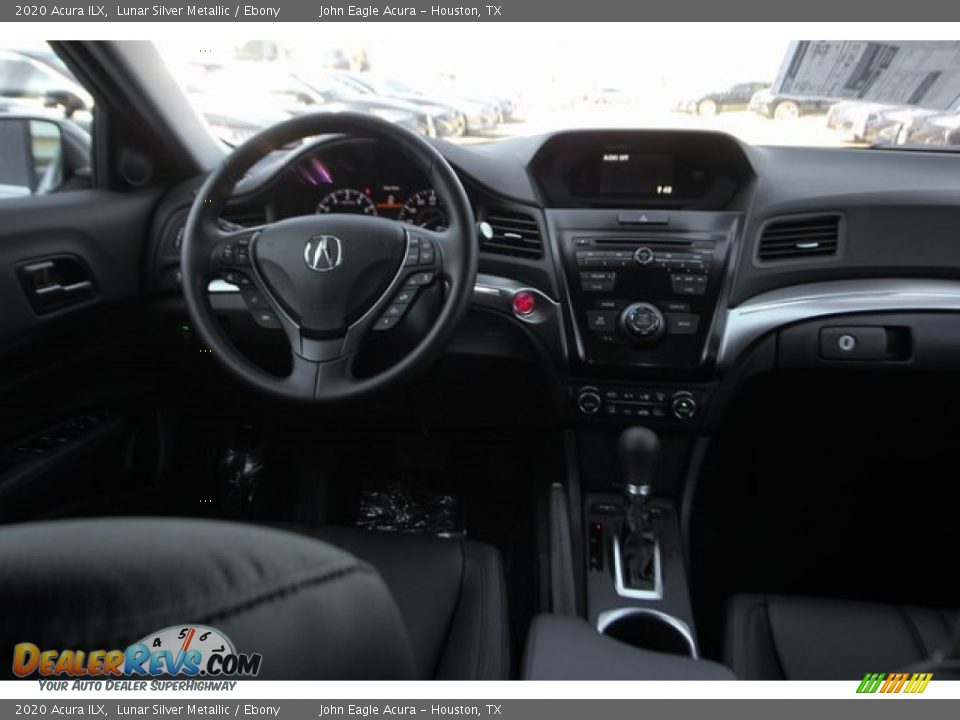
[146, 127, 960, 429]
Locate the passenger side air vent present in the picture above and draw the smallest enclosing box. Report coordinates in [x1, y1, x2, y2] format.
[481, 207, 543, 259]
[757, 214, 842, 261]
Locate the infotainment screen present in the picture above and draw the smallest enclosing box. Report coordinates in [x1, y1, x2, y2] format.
[599, 151, 675, 196]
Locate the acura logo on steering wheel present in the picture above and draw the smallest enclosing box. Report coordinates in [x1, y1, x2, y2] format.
[304, 235, 343, 272]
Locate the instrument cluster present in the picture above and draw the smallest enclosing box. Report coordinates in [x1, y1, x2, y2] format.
[271, 140, 448, 230]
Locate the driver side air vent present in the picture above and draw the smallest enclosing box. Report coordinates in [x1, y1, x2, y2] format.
[481, 207, 543, 259]
[757, 214, 842, 261]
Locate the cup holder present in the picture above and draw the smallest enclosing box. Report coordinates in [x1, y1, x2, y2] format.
[598, 608, 697, 658]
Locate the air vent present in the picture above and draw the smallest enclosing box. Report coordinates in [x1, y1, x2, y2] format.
[757, 215, 841, 261]
[481, 207, 543, 259]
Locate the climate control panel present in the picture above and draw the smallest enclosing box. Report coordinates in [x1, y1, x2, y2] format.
[573, 384, 706, 422]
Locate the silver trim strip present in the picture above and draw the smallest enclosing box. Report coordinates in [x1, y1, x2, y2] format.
[210, 275, 563, 317]
[473, 275, 560, 325]
[596, 607, 698, 659]
[210, 272, 569, 359]
[719, 278, 960, 368]
[209, 279, 239, 293]
[612, 534, 663, 601]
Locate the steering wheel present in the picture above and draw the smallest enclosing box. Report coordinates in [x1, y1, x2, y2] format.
[181, 112, 477, 402]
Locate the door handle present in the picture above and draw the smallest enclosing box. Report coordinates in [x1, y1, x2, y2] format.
[18, 255, 98, 315]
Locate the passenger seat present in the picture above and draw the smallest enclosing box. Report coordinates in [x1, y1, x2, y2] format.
[725, 594, 957, 679]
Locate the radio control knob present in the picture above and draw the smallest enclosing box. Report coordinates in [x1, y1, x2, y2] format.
[634, 247, 655, 266]
[577, 389, 602, 415]
[619, 302, 665, 343]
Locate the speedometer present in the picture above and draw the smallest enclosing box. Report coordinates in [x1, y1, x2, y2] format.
[316, 188, 377, 216]
[397, 189, 447, 230]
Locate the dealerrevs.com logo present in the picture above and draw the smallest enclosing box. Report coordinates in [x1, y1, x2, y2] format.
[13, 625, 262, 678]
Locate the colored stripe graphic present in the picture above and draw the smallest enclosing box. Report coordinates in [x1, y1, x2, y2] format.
[858, 672, 932, 694]
[857, 673, 885, 693]
[904, 673, 933, 694]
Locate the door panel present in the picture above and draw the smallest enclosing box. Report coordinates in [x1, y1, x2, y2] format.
[0, 189, 157, 342]
[0, 187, 160, 518]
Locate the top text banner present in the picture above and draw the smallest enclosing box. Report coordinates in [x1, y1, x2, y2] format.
[7, 0, 960, 21]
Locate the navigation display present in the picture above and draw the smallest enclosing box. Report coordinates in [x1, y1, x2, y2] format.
[599, 151, 675, 196]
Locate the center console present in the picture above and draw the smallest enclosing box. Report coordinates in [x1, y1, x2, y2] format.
[551, 209, 738, 372]
[548, 209, 739, 426]
[522, 132, 749, 677]
[523, 425, 734, 679]
[532, 129, 749, 384]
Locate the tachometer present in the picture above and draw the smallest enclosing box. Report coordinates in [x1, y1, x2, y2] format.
[397, 189, 447, 230]
[316, 188, 377, 216]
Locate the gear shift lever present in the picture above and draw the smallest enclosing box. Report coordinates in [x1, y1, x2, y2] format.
[619, 426, 659, 496]
[618, 427, 659, 589]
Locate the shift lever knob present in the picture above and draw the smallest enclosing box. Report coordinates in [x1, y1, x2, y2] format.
[618, 426, 659, 495]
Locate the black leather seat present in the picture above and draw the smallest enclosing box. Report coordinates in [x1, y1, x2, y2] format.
[295, 525, 509, 680]
[0, 518, 509, 680]
[726, 594, 957, 680]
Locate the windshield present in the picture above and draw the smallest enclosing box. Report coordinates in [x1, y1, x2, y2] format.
[148, 35, 960, 150]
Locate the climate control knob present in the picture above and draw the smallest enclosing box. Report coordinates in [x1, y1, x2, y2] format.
[619, 302, 665, 343]
[671, 392, 698, 420]
[576, 389, 602, 415]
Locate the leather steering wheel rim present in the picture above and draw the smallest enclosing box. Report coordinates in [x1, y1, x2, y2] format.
[181, 112, 477, 402]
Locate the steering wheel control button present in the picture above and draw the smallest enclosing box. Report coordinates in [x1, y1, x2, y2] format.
[393, 289, 416, 305]
[252, 310, 281, 329]
[241, 290, 266, 309]
[586, 310, 617, 332]
[374, 315, 400, 331]
[405, 271, 434, 287]
[419, 240, 436, 265]
[634, 247, 655, 266]
[512, 290, 537, 317]
[671, 393, 698, 420]
[221, 270, 251, 287]
[665, 313, 700, 335]
[820, 326, 888, 360]
[404, 237, 421, 266]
